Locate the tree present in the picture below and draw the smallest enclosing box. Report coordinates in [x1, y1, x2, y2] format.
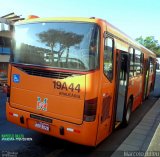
[135, 36, 160, 57]
[37, 29, 84, 62]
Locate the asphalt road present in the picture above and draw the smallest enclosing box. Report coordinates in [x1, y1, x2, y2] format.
[0, 71, 160, 157]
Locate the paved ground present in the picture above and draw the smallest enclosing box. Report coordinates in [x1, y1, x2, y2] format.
[111, 71, 160, 157]
[111, 98, 160, 157]
[0, 91, 39, 151]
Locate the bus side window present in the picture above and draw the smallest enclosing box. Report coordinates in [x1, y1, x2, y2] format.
[140, 52, 144, 74]
[150, 58, 153, 73]
[104, 37, 114, 81]
[134, 49, 142, 76]
[129, 48, 134, 77]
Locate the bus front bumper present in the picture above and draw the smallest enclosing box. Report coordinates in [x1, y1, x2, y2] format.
[6, 102, 97, 146]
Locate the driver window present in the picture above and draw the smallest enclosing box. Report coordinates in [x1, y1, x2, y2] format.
[104, 37, 114, 80]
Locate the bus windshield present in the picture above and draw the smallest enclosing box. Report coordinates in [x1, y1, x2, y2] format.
[12, 22, 100, 71]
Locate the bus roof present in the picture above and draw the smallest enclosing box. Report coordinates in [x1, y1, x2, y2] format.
[104, 20, 156, 58]
[15, 17, 99, 24]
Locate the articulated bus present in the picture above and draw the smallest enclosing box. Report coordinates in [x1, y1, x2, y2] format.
[6, 17, 156, 146]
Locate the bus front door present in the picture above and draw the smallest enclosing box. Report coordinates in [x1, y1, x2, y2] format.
[115, 51, 129, 126]
[143, 59, 150, 99]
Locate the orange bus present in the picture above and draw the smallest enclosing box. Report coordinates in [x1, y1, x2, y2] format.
[6, 17, 156, 146]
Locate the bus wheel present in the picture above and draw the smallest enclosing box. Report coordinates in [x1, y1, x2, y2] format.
[122, 99, 132, 127]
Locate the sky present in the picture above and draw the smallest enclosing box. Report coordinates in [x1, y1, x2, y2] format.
[0, 0, 160, 42]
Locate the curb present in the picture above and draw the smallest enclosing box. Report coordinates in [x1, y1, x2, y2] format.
[111, 98, 160, 157]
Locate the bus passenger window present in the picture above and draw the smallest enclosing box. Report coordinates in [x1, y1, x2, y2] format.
[140, 53, 144, 74]
[129, 48, 134, 77]
[104, 37, 113, 80]
[150, 58, 153, 73]
[135, 50, 141, 76]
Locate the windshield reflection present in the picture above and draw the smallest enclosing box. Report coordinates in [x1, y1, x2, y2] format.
[13, 22, 99, 71]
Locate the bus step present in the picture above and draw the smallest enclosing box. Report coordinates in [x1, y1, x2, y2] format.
[115, 121, 121, 128]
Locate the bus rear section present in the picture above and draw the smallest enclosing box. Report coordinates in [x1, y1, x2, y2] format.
[6, 19, 101, 146]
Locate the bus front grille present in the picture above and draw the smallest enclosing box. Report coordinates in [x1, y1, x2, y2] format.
[15, 66, 73, 79]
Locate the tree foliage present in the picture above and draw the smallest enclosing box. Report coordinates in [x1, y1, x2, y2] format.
[135, 36, 160, 57]
[37, 29, 84, 61]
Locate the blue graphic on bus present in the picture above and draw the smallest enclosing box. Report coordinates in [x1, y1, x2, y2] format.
[13, 74, 20, 83]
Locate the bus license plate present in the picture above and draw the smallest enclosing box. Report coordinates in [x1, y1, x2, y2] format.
[35, 122, 50, 131]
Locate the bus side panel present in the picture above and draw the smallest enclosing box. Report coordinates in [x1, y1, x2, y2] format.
[96, 77, 114, 145]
